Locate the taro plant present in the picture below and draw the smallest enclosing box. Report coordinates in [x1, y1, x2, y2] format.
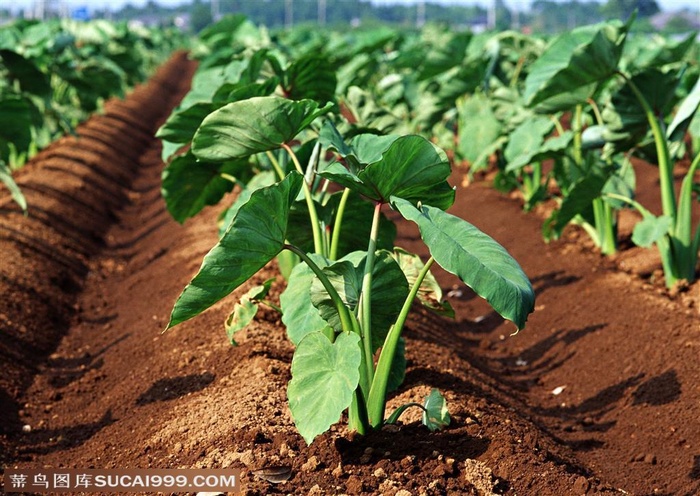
[605, 76, 700, 286]
[521, 16, 699, 275]
[164, 95, 535, 444]
[520, 18, 635, 255]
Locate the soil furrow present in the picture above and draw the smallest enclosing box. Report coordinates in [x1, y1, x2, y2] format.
[0, 51, 197, 465]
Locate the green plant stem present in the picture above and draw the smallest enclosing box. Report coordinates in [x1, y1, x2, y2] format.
[329, 188, 351, 261]
[587, 98, 605, 126]
[261, 300, 282, 314]
[367, 257, 435, 428]
[281, 143, 325, 256]
[509, 56, 525, 89]
[572, 105, 584, 166]
[284, 244, 354, 337]
[348, 390, 369, 435]
[220, 173, 237, 184]
[592, 198, 616, 255]
[385, 402, 425, 425]
[265, 150, 286, 181]
[551, 116, 566, 136]
[358, 202, 382, 389]
[675, 152, 700, 281]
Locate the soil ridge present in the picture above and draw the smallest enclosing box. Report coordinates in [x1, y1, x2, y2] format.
[0, 51, 196, 462]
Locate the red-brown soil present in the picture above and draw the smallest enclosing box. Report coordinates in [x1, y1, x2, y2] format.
[1, 54, 699, 496]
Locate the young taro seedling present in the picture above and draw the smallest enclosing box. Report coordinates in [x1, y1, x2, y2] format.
[165, 95, 535, 444]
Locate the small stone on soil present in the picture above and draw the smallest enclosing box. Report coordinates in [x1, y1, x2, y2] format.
[373, 467, 387, 478]
[572, 475, 590, 493]
[301, 455, 320, 472]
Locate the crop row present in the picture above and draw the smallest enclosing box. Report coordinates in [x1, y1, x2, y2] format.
[0, 18, 186, 210]
[156, 14, 698, 444]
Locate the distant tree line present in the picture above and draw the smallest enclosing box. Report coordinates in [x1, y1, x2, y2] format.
[102, 0, 690, 34]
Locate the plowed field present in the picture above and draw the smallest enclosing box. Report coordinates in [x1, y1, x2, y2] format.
[1, 52, 699, 496]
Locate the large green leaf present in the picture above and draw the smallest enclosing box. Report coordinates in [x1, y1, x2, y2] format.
[192, 96, 333, 162]
[504, 116, 555, 172]
[602, 68, 680, 153]
[310, 251, 409, 351]
[523, 20, 628, 112]
[156, 102, 216, 144]
[0, 49, 51, 97]
[320, 135, 454, 210]
[218, 171, 277, 237]
[167, 172, 303, 328]
[281, 255, 332, 345]
[457, 93, 504, 170]
[288, 331, 362, 445]
[667, 77, 700, 143]
[284, 53, 337, 103]
[161, 151, 250, 224]
[392, 198, 534, 330]
[543, 169, 609, 240]
[624, 32, 696, 74]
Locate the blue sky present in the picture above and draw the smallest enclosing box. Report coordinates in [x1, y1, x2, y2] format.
[4, 0, 699, 13]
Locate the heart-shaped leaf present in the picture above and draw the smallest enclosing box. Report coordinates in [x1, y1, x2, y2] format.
[393, 248, 453, 317]
[281, 254, 332, 345]
[310, 251, 408, 351]
[161, 151, 252, 224]
[524, 20, 629, 112]
[422, 389, 450, 432]
[284, 53, 337, 103]
[392, 198, 534, 330]
[167, 172, 303, 328]
[156, 102, 216, 144]
[321, 135, 454, 210]
[192, 96, 333, 161]
[288, 331, 362, 444]
[632, 215, 673, 248]
[457, 93, 504, 170]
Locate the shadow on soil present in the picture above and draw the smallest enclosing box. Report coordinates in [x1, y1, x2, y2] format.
[17, 409, 115, 457]
[46, 334, 130, 389]
[631, 369, 681, 406]
[135, 372, 216, 405]
[336, 423, 490, 466]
